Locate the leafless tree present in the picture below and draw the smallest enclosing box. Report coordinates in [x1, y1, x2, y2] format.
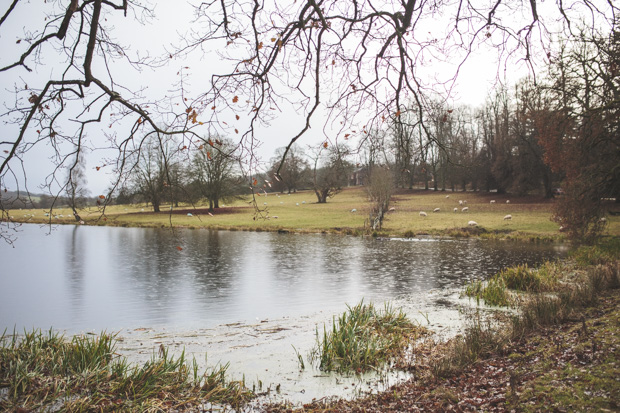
[309, 144, 351, 203]
[191, 137, 240, 210]
[0, 0, 617, 243]
[367, 165, 394, 230]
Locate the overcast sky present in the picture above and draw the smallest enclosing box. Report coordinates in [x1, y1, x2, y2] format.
[0, 0, 537, 196]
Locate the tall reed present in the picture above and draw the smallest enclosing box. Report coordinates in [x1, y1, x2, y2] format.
[0, 329, 253, 411]
[309, 301, 426, 373]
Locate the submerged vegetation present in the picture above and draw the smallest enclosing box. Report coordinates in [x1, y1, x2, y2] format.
[0, 330, 253, 412]
[309, 301, 427, 373]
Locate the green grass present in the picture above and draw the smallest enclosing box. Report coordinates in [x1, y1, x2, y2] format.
[465, 261, 562, 307]
[507, 290, 620, 412]
[8, 188, 620, 239]
[309, 301, 427, 373]
[0, 329, 253, 411]
[465, 277, 512, 307]
[571, 236, 620, 266]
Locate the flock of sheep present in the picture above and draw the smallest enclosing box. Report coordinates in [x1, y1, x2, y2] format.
[417, 195, 513, 227]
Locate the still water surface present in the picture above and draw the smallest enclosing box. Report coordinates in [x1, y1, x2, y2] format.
[1, 224, 567, 333]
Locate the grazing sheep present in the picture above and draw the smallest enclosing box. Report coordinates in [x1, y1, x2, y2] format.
[453, 207, 458, 212]
[272, 216, 279, 219]
[459, 200, 463, 205]
[600, 217, 607, 222]
[433, 208, 440, 213]
[462, 207, 469, 212]
[446, 195, 450, 198]
[389, 207, 396, 212]
[468, 220, 478, 226]
[187, 213, 193, 217]
[419, 211, 428, 217]
[506, 200, 510, 204]
[463, 200, 467, 204]
[490, 200, 496, 204]
[504, 214, 512, 220]
[351, 208, 357, 213]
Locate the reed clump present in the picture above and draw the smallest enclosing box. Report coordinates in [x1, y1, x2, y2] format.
[430, 315, 506, 379]
[0, 329, 253, 412]
[309, 301, 427, 373]
[465, 262, 561, 307]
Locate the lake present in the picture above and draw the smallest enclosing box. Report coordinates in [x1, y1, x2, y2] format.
[0, 223, 568, 404]
[0, 224, 566, 333]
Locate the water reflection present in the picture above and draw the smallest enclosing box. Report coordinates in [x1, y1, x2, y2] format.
[0, 225, 567, 333]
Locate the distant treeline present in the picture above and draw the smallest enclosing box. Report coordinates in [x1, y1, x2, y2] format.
[1, 190, 99, 210]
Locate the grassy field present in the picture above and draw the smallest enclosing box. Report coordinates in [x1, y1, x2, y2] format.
[6, 187, 620, 239]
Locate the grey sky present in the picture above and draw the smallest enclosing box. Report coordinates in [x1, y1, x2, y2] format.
[1, 0, 583, 196]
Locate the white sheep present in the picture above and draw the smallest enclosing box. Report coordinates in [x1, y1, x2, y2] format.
[506, 200, 510, 204]
[351, 208, 357, 213]
[462, 207, 469, 212]
[504, 214, 512, 220]
[419, 211, 427, 217]
[446, 195, 450, 198]
[433, 208, 440, 213]
[453, 207, 458, 212]
[468, 220, 478, 226]
[490, 200, 496, 204]
[187, 213, 193, 217]
[459, 200, 463, 205]
[389, 207, 396, 212]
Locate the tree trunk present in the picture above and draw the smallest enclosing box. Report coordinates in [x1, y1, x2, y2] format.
[316, 189, 329, 203]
